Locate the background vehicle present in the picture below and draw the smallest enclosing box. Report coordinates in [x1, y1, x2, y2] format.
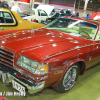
[90, 12, 100, 21]
[0, 8, 45, 31]
[10, 2, 56, 23]
[0, 17, 100, 95]
[23, 5, 55, 23]
[41, 13, 76, 25]
[34, 2, 43, 8]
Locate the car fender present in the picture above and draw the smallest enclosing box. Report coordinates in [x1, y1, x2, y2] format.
[51, 58, 86, 87]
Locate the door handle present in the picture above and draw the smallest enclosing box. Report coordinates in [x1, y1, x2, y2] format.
[1, 28, 5, 30]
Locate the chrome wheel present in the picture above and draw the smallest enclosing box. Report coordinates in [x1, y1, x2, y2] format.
[54, 63, 79, 93]
[63, 65, 77, 90]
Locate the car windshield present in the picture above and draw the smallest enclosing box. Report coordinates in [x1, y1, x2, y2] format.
[51, 13, 60, 18]
[44, 18, 98, 40]
[51, 13, 70, 19]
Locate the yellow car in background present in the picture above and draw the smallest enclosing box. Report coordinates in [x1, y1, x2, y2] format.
[0, 8, 45, 31]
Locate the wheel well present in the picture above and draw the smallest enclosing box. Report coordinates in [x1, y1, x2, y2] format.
[36, 20, 38, 23]
[77, 61, 86, 75]
[51, 61, 86, 87]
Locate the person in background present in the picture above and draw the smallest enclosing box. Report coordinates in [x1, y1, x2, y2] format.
[76, 11, 79, 17]
[11, 3, 25, 14]
[0, 1, 9, 9]
[66, 10, 71, 15]
[87, 12, 91, 19]
[3, 1, 9, 9]
[0, 0, 3, 8]
[60, 10, 64, 14]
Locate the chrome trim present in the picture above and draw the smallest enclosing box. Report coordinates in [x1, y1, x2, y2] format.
[0, 50, 14, 58]
[0, 48, 14, 55]
[0, 59, 13, 65]
[0, 70, 45, 94]
[0, 48, 14, 67]
[0, 54, 12, 60]
[44, 43, 100, 60]
[14, 66, 48, 81]
[12, 75, 45, 94]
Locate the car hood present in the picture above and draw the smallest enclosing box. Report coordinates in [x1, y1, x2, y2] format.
[0, 28, 86, 61]
[37, 5, 55, 16]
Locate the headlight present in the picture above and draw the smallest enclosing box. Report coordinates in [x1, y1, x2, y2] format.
[17, 55, 48, 75]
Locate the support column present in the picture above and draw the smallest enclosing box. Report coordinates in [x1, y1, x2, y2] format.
[30, 0, 35, 8]
[42, 0, 45, 4]
[84, 0, 89, 11]
[46, 0, 49, 4]
[78, 0, 81, 12]
[83, 0, 89, 17]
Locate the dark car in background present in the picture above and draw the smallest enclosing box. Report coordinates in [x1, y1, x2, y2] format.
[41, 12, 76, 25]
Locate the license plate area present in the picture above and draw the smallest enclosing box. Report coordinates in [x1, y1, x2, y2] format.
[12, 80, 25, 93]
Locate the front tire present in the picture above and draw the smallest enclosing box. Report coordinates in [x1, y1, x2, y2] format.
[54, 63, 80, 93]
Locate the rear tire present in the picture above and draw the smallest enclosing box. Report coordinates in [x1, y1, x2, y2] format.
[54, 63, 80, 93]
[36, 20, 38, 23]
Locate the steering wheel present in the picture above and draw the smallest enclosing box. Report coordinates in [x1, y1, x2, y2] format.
[79, 31, 90, 37]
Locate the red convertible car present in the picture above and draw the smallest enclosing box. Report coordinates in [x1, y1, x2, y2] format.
[0, 17, 100, 94]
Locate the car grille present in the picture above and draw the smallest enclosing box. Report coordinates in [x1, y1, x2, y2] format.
[0, 48, 14, 68]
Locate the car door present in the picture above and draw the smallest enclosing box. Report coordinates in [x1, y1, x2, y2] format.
[85, 28, 100, 69]
[0, 11, 17, 31]
[86, 43, 100, 69]
[38, 9, 48, 23]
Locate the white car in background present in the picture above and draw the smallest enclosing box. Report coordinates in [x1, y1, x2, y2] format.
[23, 5, 55, 23]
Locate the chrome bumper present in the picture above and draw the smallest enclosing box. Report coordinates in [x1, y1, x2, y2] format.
[0, 70, 45, 94]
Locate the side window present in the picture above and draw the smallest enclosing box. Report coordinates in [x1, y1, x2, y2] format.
[0, 12, 4, 23]
[95, 29, 100, 41]
[39, 10, 47, 16]
[4, 12, 14, 23]
[50, 9, 55, 15]
[0, 12, 3, 17]
[79, 22, 97, 40]
[32, 10, 35, 15]
[34, 4, 39, 8]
